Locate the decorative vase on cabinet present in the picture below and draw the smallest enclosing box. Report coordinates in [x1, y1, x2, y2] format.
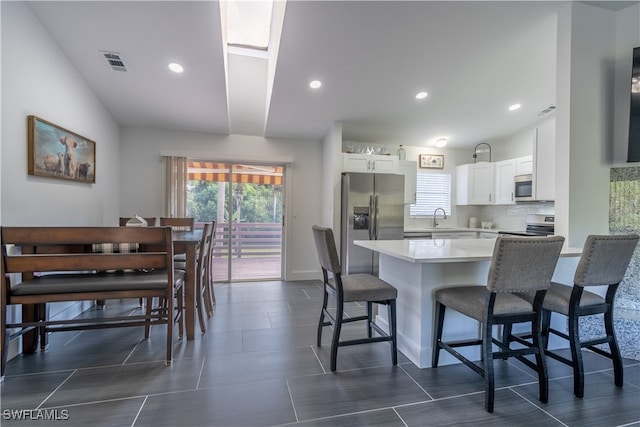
[397, 145, 406, 161]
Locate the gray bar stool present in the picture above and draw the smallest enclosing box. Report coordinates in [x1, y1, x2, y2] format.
[432, 235, 565, 413]
[537, 234, 638, 398]
[312, 225, 398, 372]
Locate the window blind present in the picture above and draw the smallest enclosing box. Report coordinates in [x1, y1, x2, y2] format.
[410, 172, 451, 217]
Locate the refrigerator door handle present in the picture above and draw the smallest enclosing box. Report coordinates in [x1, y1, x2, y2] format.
[368, 195, 374, 240]
[374, 195, 379, 240]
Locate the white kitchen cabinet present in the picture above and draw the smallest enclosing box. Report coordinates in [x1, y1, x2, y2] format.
[533, 118, 555, 201]
[342, 153, 399, 173]
[494, 159, 516, 205]
[398, 160, 417, 204]
[516, 155, 533, 175]
[456, 162, 494, 205]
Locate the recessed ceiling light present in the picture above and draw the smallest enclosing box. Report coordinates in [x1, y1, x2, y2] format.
[435, 138, 448, 147]
[508, 103, 521, 111]
[415, 91, 428, 100]
[309, 80, 322, 89]
[168, 62, 184, 73]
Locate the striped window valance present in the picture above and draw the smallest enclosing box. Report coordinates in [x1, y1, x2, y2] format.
[187, 162, 283, 185]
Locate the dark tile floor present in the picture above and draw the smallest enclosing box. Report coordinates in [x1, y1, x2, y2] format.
[1, 280, 639, 426]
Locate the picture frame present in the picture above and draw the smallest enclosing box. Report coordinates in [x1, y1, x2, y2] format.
[27, 115, 96, 183]
[419, 154, 444, 169]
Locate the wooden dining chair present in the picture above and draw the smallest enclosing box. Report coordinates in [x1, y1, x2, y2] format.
[204, 221, 217, 311]
[160, 217, 195, 265]
[159, 217, 194, 231]
[174, 221, 213, 333]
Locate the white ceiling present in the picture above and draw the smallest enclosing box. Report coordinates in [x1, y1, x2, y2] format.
[25, 1, 637, 149]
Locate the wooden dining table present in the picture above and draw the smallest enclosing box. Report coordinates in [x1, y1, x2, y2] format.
[172, 228, 203, 340]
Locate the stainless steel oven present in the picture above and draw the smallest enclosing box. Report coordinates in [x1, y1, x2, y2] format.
[514, 174, 533, 201]
[499, 214, 555, 237]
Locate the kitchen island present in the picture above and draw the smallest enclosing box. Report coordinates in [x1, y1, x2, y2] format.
[354, 238, 583, 368]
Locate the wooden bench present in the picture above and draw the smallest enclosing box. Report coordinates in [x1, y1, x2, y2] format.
[1, 226, 183, 378]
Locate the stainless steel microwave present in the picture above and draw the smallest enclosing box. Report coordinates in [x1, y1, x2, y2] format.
[514, 174, 533, 201]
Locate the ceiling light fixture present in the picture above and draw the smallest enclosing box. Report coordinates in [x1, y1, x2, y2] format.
[415, 91, 428, 100]
[168, 62, 184, 74]
[309, 80, 322, 89]
[508, 103, 521, 111]
[435, 138, 448, 147]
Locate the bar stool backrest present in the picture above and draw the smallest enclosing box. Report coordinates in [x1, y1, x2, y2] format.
[574, 234, 639, 287]
[487, 236, 565, 293]
[312, 225, 342, 275]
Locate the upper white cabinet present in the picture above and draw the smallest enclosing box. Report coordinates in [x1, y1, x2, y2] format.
[456, 162, 495, 205]
[494, 159, 516, 205]
[342, 153, 399, 173]
[533, 118, 555, 201]
[493, 155, 533, 205]
[515, 155, 533, 175]
[398, 160, 417, 204]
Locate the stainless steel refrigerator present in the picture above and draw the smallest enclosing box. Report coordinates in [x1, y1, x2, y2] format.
[341, 172, 405, 275]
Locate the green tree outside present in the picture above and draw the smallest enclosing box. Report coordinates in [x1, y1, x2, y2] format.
[187, 180, 283, 224]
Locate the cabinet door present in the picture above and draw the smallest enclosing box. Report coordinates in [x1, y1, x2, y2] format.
[343, 154, 371, 172]
[494, 159, 516, 205]
[534, 118, 555, 201]
[342, 153, 399, 173]
[456, 163, 494, 205]
[370, 154, 398, 172]
[516, 156, 533, 175]
[398, 160, 417, 204]
[471, 163, 494, 204]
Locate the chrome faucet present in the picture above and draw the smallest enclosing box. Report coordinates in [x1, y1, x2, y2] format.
[433, 208, 446, 229]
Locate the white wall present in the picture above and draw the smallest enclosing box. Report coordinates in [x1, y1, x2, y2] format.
[555, 2, 639, 247]
[1, 1, 121, 226]
[119, 127, 323, 280]
[613, 2, 640, 165]
[1, 1, 121, 361]
[321, 122, 342, 230]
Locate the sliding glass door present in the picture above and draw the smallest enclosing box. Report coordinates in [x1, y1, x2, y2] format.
[187, 161, 284, 282]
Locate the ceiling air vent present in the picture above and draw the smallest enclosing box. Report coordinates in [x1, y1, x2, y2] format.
[101, 51, 127, 72]
[537, 105, 556, 117]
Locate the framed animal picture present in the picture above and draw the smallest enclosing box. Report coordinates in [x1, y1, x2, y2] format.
[27, 115, 96, 183]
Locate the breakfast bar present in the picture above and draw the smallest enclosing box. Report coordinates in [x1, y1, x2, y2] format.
[354, 238, 583, 368]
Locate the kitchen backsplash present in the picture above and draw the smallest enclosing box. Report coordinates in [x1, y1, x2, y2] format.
[405, 202, 554, 231]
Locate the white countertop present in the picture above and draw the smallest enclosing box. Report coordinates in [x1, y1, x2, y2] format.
[354, 238, 582, 263]
[404, 227, 495, 233]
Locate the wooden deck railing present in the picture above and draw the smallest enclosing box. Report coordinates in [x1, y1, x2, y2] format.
[196, 222, 282, 258]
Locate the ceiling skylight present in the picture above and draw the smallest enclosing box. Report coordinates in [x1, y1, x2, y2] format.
[225, 0, 274, 50]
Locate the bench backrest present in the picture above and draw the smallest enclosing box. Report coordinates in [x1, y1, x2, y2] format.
[1, 226, 174, 281]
